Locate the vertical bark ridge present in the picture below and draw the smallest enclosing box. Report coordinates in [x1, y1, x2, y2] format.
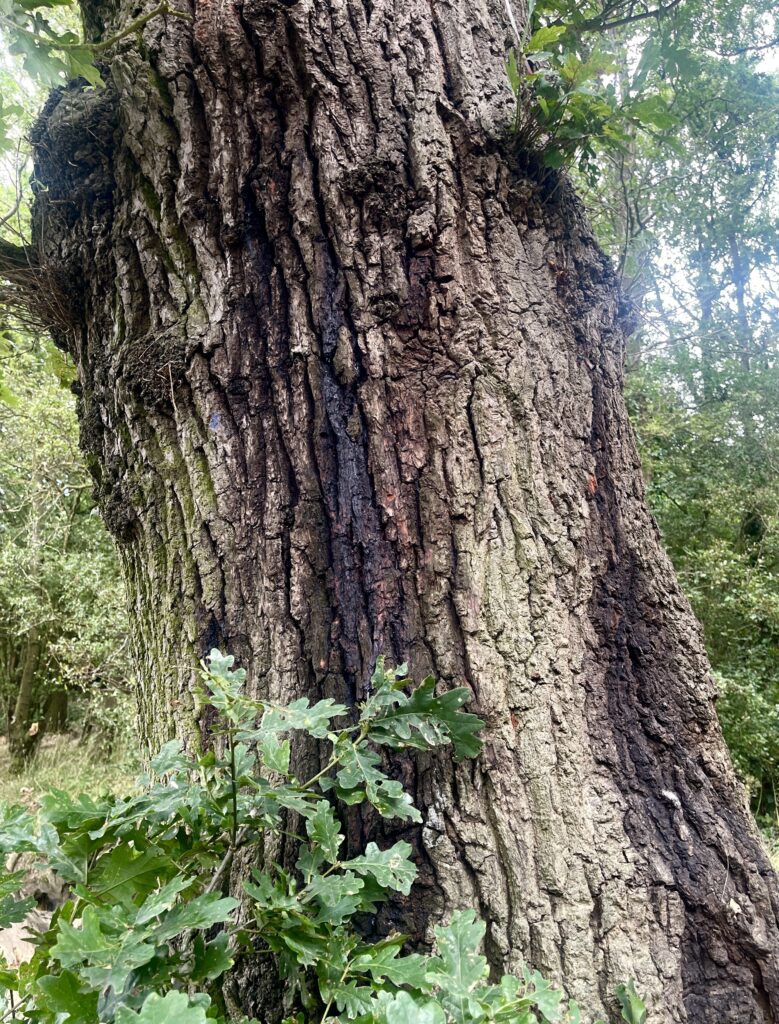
[31, 0, 779, 1020]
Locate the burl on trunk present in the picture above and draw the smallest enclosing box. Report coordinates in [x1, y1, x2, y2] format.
[27, 0, 779, 1019]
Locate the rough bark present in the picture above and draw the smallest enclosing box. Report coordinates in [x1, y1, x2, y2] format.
[29, 0, 779, 1020]
[9, 629, 42, 767]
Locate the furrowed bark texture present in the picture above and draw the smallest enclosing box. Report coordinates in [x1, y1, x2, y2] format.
[31, 1, 779, 1019]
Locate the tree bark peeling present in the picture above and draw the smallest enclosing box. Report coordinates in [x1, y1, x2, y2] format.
[30, 0, 779, 1019]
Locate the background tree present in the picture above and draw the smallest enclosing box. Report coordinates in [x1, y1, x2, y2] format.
[0, 0, 778, 1021]
[0, 334, 129, 765]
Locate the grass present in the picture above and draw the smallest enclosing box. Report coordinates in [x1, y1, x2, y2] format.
[0, 732, 140, 808]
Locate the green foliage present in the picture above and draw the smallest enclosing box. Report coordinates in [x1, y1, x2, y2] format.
[0, 335, 130, 763]
[361, 663, 482, 760]
[0, 0, 193, 105]
[0, 0, 103, 90]
[604, 7, 779, 811]
[626, 358, 779, 810]
[0, 870, 34, 927]
[615, 982, 647, 1024]
[506, 0, 777, 187]
[0, 651, 646, 1024]
[116, 992, 210, 1024]
[506, 0, 680, 176]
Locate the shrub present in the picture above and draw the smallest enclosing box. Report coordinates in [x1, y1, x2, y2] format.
[0, 652, 645, 1024]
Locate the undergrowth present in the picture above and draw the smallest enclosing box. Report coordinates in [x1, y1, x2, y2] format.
[0, 688, 139, 807]
[0, 652, 647, 1024]
[0, 734, 139, 807]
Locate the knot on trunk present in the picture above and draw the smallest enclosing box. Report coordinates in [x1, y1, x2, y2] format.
[28, 79, 119, 338]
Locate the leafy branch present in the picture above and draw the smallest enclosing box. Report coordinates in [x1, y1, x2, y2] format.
[0, 0, 191, 90]
[506, 0, 681, 178]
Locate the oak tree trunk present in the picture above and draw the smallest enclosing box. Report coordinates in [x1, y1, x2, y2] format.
[29, 0, 779, 1019]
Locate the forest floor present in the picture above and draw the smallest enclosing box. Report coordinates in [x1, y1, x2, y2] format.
[0, 733, 139, 807]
